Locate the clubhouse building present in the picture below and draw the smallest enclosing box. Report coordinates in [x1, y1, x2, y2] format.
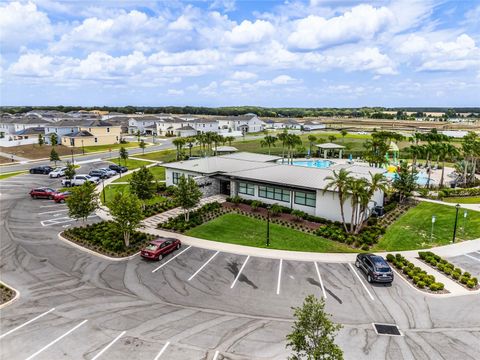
[163, 152, 385, 223]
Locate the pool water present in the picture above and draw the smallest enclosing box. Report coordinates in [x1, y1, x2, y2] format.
[384, 172, 434, 186]
[291, 160, 334, 168]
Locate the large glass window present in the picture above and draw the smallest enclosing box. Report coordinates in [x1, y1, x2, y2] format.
[238, 182, 255, 196]
[294, 191, 316, 207]
[172, 172, 181, 184]
[258, 185, 290, 203]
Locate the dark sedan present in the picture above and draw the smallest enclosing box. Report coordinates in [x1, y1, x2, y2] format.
[355, 254, 394, 283]
[108, 164, 128, 173]
[89, 169, 109, 179]
[29, 166, 53, 174]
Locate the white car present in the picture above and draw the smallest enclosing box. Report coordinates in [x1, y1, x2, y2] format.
[61, 174, 100, 187]
[97, 168, 117, 178]
[49, 167, 67, 178]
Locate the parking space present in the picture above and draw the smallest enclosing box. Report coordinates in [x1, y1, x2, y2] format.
[447, 251, 480, 277]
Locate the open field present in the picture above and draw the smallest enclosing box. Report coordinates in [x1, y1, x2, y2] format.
[186, 213, 358, 253]
[0, 144, 82, 159]
[108, 157, 152, 170]
[442, 196, 480, 204]
[82, 142, 141, 153]
[0, 156, 13, 164]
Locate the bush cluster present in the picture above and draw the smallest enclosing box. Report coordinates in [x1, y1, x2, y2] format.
[437, 187, 480, 198]
[316, 223, 385, 249]
[386, 253, 445, 292]
[143, 199, 177, 218]
[418, 251, 478, 289]
[383, 201, 398, 213]
[63, 221, 154, 253]
[159, 202, 222, 232]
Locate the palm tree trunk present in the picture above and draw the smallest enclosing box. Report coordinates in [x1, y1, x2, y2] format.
[338, 194, 348, 233]
[440, 160, 445, 188]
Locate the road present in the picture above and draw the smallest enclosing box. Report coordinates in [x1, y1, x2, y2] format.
[1, 162, 480, 359]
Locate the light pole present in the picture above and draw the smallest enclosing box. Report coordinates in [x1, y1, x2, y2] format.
[452, 203, 460, 243]
[266, 205, 271, 247]
[430, 215, 436, 241]
[81, 139, 85, 155]
[70, 149, 74, 164]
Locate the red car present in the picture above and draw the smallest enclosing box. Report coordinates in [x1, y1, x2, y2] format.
[29, 187, 57, 199]
[53, 191, 71, 203]
[141, 237, 181, 260]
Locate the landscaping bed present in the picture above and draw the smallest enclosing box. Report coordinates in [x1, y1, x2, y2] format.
[418, 251, 479, 290]
[62, 221, 154, 257]
[386, 253, 447, 294]
[0, 170, 27, 180]
[0, 283, 16, 305]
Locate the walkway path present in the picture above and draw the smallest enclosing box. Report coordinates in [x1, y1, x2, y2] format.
[416, 197, 480, 212]
[0, 151, 29, 162]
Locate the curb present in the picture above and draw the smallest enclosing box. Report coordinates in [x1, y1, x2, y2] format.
[0, 281, 20, 309]
[57, 232, 139, 262]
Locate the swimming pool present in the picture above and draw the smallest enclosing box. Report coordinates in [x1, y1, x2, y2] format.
[384, 172, 434, 186]
[291, 160, 334, 168]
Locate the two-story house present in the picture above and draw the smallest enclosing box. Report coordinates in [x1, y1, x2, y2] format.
[61, 120, 122, 147]
[44, 119, 82, 145]
[217, 114, 265, 133]
[188, 118, 220, 134]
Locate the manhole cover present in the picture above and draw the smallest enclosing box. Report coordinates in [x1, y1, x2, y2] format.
[372, 323, 402, 336]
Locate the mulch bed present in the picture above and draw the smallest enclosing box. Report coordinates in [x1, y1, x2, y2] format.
[222, 202, 323, 231]
[0, 144, 83, 160]
[418, 258, 480, 291]
[392, 267, 450, 295]
[0, 283, 17, 305]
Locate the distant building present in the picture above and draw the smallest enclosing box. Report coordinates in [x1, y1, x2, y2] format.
[217, 114, 265, 133]
[61, 120, 121, 147]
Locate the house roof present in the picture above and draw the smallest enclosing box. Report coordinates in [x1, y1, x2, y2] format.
[315, 142, 345, 149]
[221, 152, 281, 162]
[213, 146, 238, 152]
[15, 127, 45, 135]
[64, 130, 94, 138]
[177, 125, 196, 131]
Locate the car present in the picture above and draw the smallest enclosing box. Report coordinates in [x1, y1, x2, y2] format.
[61, 174, 100, 187]
[89, 169, 109, 179]
[53, 191, 71, 203]
[109, 164, 128, 173]
[49, 167, 67, 178]
[29, 187, 57, 199]
[355, 254, 394, 283]
[29, 166, 53, 175]
[140, 237, 181, 260]
[97, 167, 117, 177]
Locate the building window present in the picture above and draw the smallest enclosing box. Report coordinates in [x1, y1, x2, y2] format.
[172, 172, 181, 184]
[238, 182, 255, 196]
[258, 185, 290, 203]
[94, 137, 98, 143]
[294, 191, 316, 207]
[107, 127, 110, 133]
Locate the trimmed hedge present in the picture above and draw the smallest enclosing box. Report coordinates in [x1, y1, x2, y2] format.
[143, 199, 177, 218]
[159, 202, 223, 232]
[418, 251, 479, 289]
[438, 187, 480, 198]
[386, 253, 445, 292]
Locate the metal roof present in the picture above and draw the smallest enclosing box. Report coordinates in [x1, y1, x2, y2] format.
[220, 152, 281, 162]
[315, 142, 345, 149]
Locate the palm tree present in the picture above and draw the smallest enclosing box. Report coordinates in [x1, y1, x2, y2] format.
[260, 135, 277, 155]
[439, 143, 459, 188]
[340, 130, 348, 143]
[204, 132, 216, 156]
[285, 134, 302, 164]
[307, 135, 317, 157]
[346, 177, 367, 233]
[172, 138, 186, 160]
[323, 169, 351, 232]
[185, 137, 196, 158]
[355, 173, 388, 233]
[225, 136, 235, 146]
[277, 130, 288, 163]
[328, 135, 336, 143]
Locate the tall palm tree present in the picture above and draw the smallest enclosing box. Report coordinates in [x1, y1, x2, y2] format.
[225, 136, 235, 146]
[260, 135, 277, 155]
[277, 130, 288, 163]
[172, 138, 186, 160]
[185, 136, 196, 158]
[439, 143, 459, 188]
[285, 134, 302, 164]
[323, 169, 351, 232]
[346, 177, 367, 233]
[355, 173, 388, 233]
[307, 135, 317, 157]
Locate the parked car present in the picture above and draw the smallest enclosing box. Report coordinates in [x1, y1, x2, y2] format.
[109, 164, 128, 173]
[89, 169, 109, 179]
[97, 168, 117, 178]
[61, 174, 100, 187]
[29, 166, 53, 175]
[355, 254, 394, 283]
[49, 167, 67, 178]
[53, 191, 71, 203]
[140, 237, 181, 260]
[29, 187, 57, 199]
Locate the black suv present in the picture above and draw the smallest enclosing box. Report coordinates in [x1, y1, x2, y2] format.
[89, 169, 109, 179]
[29, 166, 53, 174]
[355, 254, 394, 283]
[109, 164, 128, 173]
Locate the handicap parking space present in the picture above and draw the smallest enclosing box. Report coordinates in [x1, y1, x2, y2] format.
[446, 251, 480, 277]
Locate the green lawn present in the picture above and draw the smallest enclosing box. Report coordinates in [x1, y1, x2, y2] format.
[112, 165, 165, 183]
[109, 158, 152, 170]
[186, 213, 358, 253]
[442, 197, 480, 204]
[83, 142, 141, 153]
[0, 170, 27, 180]
[101, 184, 166, 207]
[374, 202, 480, 251]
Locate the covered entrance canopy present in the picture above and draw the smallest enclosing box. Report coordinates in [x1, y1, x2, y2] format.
[315, 143, 345, 159]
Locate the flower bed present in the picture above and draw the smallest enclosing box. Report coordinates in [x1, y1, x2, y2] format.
[0, 283, 16, 305]
[418, 251, 479, 290]
[143, 199, 177, 218]
[159, 202, 224, 232]
[386, 253, 447, 293]
[62, 221, 155, 258]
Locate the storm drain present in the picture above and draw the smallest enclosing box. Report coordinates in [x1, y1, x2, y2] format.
[372, 323, 402, 336]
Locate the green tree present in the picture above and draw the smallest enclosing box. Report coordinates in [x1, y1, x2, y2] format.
[139, 139, 146, 154]
[323, 169, 350, 232]
[172, 137, 186, 160]
[174, 175, 202, 221]
[285, 134, 302, 164]
[38, 133, 44, 146]
[225, 136, 235, 146]
[260, 135, 277, 155]
[136, 129, 141, 142]
[328, 135, 336, 143]
[307, 135, 317, 157]
[64, 161, 76, 180]
[286, 295, 343, 360]
[109, 192, 143, 247]
[129, 166, 155, 205]
[278, 130, 289, 163]
[393, 162, 417, 203]
[50, 148, 60, 166]
[119, 147, 129, 166]
[185, 136, 196, 158]
[50, 133, 58, 147]
[340, 130, 348, 143]
[66, 182, 98, 223]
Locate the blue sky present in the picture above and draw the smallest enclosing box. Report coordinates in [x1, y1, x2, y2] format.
[1, 0, 479, 107]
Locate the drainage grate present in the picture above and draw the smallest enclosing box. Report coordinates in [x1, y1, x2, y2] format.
[372, 323, 402, 336]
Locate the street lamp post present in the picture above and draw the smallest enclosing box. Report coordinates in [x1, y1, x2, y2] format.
[81, 139, 85, 155]
[452, 204, 461, 243]
[266, 206, 271, 247]
[70, 149, 74, 164]
[430, 215, 436, 241]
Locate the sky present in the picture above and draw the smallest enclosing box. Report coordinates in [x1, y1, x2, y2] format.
[0, 0, 479, 108]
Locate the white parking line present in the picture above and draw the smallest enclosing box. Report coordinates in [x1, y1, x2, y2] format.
[314, 262, 327, 299]
[92, 331, 126, 360]
[24, 319, 88, 360]
[188, 251, 219, 281]
[41, 204, 67, 208]
[276, 259, 283, 295]
[230, 255, 250, 289]
[153, 341, 170, 360]
[40, 215, 96, 227]
[152, 246, 192, 273]
[212, 350, 220, 360]
[349, 263, 375, 301]
[464, 254, 480, 262]
[0, 308, 55, 339]
[38, 209, 69, 215]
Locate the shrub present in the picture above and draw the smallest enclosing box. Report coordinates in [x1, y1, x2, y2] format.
[430, 259, 437, 267]
[429, 283, 439, 291]
[407, 270, 415, 279]
[452, 272, 460, 280]
[460, 276, 469, 284]
[470, 277, 478, 285]
[437, 264, 444, 272]
[386, 254, 395, 262]
[250, 200, 261, 211]
[467, 280, 476, 288]
[418, 252, 428, 260]
[463, 272, 471, 278]
[413, 276, 420, 284]
[444, 267, 452, 276]
[361, 244, 370, 251]
[407, 263, 414, 269]
[417, 281, 425, 288]
[453, 268, 462, 275]
[270, 204, 283, 216]
[436, 283, 444, 290]
[444, 263, 454, 270]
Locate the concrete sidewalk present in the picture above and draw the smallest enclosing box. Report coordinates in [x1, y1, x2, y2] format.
[416, 197, 480, 212]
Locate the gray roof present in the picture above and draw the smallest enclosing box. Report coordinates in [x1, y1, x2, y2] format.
[15, 127, 45, 135]
[177, 125, 196, 131]
[64, 130, 94, 138]
[316, 142, 345, 149]
[163, 156, 272, 174]
[214, 146, 238, 152]
[221, 152, 281, 162]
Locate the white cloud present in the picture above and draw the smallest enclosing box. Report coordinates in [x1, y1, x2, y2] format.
[230, 71, 257, 80]
[167, 89, 185, 95]
[0, 1, 53, 51]
[272, 75, 298, 84]
[224, 19, 275, 46]
[210, 0, 236, 12]
[9, 53, 55, 77]
[339, 47, 397, 75]
[288, 4, 393, 50]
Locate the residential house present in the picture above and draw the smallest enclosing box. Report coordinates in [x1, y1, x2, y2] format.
[302, 121, 326, 131]
[188, 118, 219, 134]
[175, 125, 198, 138]
[61, 120, 121, 147]
[217, 114, 265, 133]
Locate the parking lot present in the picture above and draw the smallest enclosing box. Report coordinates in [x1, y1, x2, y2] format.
[447, 251, 480, 277]
[1, 166, 480, 359]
